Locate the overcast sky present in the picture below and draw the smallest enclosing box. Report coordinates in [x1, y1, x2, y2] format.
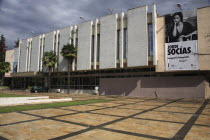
[0, 0, 209, 50]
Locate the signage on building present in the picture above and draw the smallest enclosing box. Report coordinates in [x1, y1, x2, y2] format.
[165, 9, 198, 71]
[165, 40, 198, 71]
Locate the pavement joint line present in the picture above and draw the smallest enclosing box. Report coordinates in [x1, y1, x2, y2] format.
[0, 136, 8, 140]
[172, 99, 209, 140]
[0, 118, 43, 127]
[1, 98, 155, 127]
[19, 98, 156, 119]
[93, 99, 182, 128]
[18, 111, 97, 128]
[6, 97, 207, 140]
[57, 98, 157, 114]
[100, 127, 170, 140]
[57, 109, 210, 128]
[49, 98, 182, 139]
[57, 108, 126, 118]
[152, 110, 196, 115]
[140, 104, 200, 109]
[109, 107, 197, 115]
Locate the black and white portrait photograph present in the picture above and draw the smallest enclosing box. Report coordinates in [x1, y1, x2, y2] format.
[165, 10, 197, 43]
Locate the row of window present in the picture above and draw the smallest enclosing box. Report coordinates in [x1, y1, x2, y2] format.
[19, 23, 153, 72]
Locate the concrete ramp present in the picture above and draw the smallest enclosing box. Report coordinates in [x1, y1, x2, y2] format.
[0, 96, 72, 106]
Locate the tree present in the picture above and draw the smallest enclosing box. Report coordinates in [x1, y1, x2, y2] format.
[42, 51, 57, 90]
[0, 34, 6, 62]
[60, 43, 77, 94]
[0, 62, 10, 86]
[14, 38, 20, 48]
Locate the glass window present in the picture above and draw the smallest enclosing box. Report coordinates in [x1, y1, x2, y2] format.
[39, 38, 42, 71]
[97, 34, 100, 62]
[148, 24, 153, 56]
[117, 30, 120, 59]
[54, 34, 56, 52]
[91, 35, 94, 62]
[123, 28, 128, 59]
[71, 39, 73, 45]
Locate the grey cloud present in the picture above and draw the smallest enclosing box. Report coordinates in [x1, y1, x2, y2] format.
[0, 0, 209, 49]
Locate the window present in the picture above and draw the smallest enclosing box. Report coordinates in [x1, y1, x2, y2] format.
[117, 30, 120, 59]
[57, 34, 60, 66]
[54, 34, 56, 52]
[75, 38, 78, 48]
[123, 28, 128, 59]
[148, 24, 153, 56]
[71, 39, 73, 45]
[42, 37, 45, 70]
[97, 34, 100, 62]
[91, 35, 94, 62]
[29, 41, 32, 70]
[39, 38, 42, 71]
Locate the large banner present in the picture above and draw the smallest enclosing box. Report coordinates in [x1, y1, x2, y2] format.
[165, 10, 198, 71]
[165, 40, 198, 71]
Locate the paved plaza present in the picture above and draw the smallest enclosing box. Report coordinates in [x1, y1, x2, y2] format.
[0, 92, 210, 139]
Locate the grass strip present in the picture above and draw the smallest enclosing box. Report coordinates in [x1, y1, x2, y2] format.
[0, 99, 111, 113]
[0, 94, 29, 97]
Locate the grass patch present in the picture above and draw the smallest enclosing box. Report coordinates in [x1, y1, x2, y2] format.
[0, 99, 111, 113]
[0, 94, 29, 97]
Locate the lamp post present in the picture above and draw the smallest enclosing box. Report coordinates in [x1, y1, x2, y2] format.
[31, 31, 37, 36]
[177, 3, 182, 12]
[108, 8, 113, 14]
[80, 16, 86, 22]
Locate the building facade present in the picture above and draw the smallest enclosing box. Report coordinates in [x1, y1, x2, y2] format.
[10, 5, 210, 98]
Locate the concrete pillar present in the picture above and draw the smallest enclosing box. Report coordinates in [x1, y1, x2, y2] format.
[25, 39, 29, 72]
[39, 34, 45, 71]
[37, 36, 41, 71]
[152, 3, 158, 65]
[94, 19, 98, 69]
[69, 26, 73, 44]
[55, 30, 60, 70]
[17, 40, 21, 72]
[120, 12, 124, 68]
[27, 38, 32, 72]
[72, 25, 77, 71]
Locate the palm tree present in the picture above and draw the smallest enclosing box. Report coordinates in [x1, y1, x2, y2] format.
[42, 51, 57, 90]
[60, 43, 77, 94]
[0, 62, 10, 86]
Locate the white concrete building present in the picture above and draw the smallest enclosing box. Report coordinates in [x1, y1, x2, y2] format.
[10, 5, 210, 99]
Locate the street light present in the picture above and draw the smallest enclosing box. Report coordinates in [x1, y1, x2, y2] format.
[108, 8, 113, 14]
[177, 3, 182, 12]
[80, 16, 86, 22]
[31, 31, 37, 36]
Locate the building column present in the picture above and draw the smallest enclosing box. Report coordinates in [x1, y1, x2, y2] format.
[39, 34, 45, 71]
[152, 3, 158, 65]
[25, 39, 29, 72]
[37, 36, 41, 71]
[120, 12, 124, 68]
[94, 19, 98, 69]
[72, 25, 77, 71]
[27, 38, 32, 72]
[55, 30, 60, 71]
[69, 26, 73, 44]
[17, 41, 21, 72]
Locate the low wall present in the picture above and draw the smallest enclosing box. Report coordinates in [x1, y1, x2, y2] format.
[99, 76, 206, 99]
[50, 89, 95, 95]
